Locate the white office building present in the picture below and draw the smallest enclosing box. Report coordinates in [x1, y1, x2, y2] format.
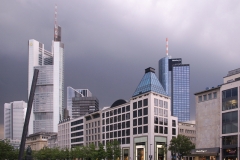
[58, 67, 178, 160]
[28, 19, 64, 134]
[4, 101, 27, 148]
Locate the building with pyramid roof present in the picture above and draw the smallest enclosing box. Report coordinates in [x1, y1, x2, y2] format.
[58, 67, 178, 160]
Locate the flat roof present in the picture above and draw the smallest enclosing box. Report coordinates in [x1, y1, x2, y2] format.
[194, 86, 221, 95]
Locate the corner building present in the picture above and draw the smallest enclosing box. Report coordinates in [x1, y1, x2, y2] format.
[58, 67, 178, 160]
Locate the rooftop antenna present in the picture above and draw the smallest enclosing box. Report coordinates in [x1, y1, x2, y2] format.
[166, 38, 168, 55]
[54, 4, 58, 41]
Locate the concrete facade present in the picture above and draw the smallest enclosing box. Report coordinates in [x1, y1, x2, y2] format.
[178, 121, 196, 144]
[195, 87, 221, 149]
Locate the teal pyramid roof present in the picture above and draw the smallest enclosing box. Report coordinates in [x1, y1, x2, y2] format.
[132, 67, 167, 97]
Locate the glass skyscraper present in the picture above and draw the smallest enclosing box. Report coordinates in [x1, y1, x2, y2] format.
[158, 56, 190, 122]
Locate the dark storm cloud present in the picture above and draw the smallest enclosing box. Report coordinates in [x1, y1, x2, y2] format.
[1, 0, 240, 138]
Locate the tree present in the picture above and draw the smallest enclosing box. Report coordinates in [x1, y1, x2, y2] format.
[97, 143, 106, 160]
[0, 140, 17, 159]
[106, 141, 113, 160]
[112, 140, 121, 160]
[168, 135, 195, 160]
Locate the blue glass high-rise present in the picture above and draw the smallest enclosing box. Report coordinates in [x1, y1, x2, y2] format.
[158, 56, 190, 122]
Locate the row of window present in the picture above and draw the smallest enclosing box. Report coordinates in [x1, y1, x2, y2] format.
[71, 119, 83, 126]
[154, 126, 168, 134]
[103, 106, 130, 118]
[71, 125, 83, 132]
[133, 99, 148, 109]
[86, 121, 100, 129]
[198, 92, 217, 102]
[154, 98, 168, 109]
[86, 128, 100, 134]
[104, 113, 130, 124]
[154, 107, 168, 117]
[103, 121, 131, 132]
[86, 134, 100, 141]
[103, 129, 130, 139]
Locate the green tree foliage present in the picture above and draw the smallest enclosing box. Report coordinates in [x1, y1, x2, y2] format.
[168, 135, 195, 160]
[113, 140, 121, 160]
[106, 141, 113, 160]
[97, 143, 106, 160]
[0, 140, 18, 160]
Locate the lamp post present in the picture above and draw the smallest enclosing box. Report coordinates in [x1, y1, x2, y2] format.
[149, 144, 152, 160]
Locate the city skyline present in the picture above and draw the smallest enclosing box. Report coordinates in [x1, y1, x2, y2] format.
[1, 1, 240, 138]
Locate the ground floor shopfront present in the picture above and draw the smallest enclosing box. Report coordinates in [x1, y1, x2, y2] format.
[191, 148, 220, 160]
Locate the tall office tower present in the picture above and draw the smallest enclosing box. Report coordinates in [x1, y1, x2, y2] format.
[158, 38, 190, 122]
[28, 6, 64, 134]
[4, 101, 27, 140]
[67, 87, 92, 118]
[72, 97, 99, 118]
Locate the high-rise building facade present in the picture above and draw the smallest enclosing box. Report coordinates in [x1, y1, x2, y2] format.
[67, 87, 93, 118]
[4, 101, 27, 141]
[158, 39, 190, 122]
[28, 9, 64, 134]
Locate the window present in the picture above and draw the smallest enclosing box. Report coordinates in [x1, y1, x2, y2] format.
[159, 126, 163, 133]
[138, 127, 142, 134]
[118, 115, 121, 121]
[198, 96, 202, 102]
[106, 112, 109, 117]
[213, 92, 217, 99]
[159, 109, 163, 116]
[208, 93, 212, 100]
[110, 117, 113, 123]
[133, 128, 137, 135]
[122, 107, 125, 113]
[126, 137, 130, 144]
[122, 138, 125, 144]
[159, 117, 163, 125]
[133, 119, 137, 126]
[133, 102, 137, 109]
[114, 116, 117, 122]
[118, 108, 121, 114]
[222, 88, 238, 111]
[143, 99, 148, 106]
[118, 123, 121, 129]
[164, 118, 168, 125]
[114, 109, 117, 115]
[106, 118, 109, 124]
[110, 125, 113, 131]
[102, 126, 105, 132]
[102, 113, 105, 118]
[122, 130, 125, 136]
[126, 121, 130, 128]
[203, 95, 207, 101]
[106, 126, 109, 131]
[138, 109, 142, 116]
[126, 113, 130, 120]
[164, 127, 168, 134]
[118, 131, 121, 137]
[143, 108, 148, 115]
[172, 120, 176, 127]
[222, 111, 238, 134]
[154, 98, 158, 106]
[164, 101, 168, 109]
[110, 132, 113, 138]
[154, 116, 158, 124]
[138, 100, 142, 108]
[133, 111, 137, 118]
[159, 100, 163, 107]
[114, 124, 117, 130]
[143, 117, 148, 124]
[172, 128, 176, 135]
[138, 118, 142, 125]
[122, 122, 125, 129]
[122, 114, 125, 121]
[126, 129, 130, 136]
[164, 110, 168, 117]
[154, 107, 158, 115]
[110, 111, 113, 116]
[126, 105, 130, 111]
[143, 126, 148, 133]
[154, 126, 158, 133]
[114, 131, 117, 137]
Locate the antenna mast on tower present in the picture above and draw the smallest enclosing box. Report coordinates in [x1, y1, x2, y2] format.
[54, 5, 58, 41]
[166, 38, 168, 56]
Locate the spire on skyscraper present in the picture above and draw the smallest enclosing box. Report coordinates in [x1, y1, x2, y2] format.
[166, 38, 168, 55]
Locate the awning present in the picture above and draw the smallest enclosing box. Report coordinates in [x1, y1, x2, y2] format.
[191, 147, 220, 156]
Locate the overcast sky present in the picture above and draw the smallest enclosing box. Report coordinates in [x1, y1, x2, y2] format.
[1, 0, 240, 139]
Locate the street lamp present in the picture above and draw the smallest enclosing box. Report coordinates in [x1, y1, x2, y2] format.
[149, 144, 152, 160]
